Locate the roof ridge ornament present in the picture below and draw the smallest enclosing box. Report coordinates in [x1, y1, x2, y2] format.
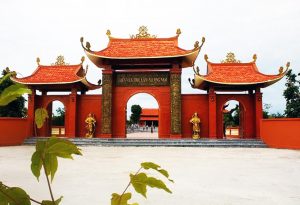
[279, 62, 290, 74]
[130, 26, 157, 39]
[252, 54, 257, 62]
[52, 55, 69, 66]
[221, 52, 241, 63]
[194, 37, 205, 51]
[106, 29, 111, 37]
[176, 28, 181, 36]
[36, 57, 40, 65]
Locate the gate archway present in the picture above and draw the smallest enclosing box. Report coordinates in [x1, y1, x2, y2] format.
[221, 100, 245, 139]
[126, 93, 159, 139]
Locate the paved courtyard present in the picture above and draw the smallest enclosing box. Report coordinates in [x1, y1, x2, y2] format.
[0, 146, 300, 205]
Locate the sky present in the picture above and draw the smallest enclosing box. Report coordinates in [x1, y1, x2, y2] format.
[1, 0, 300, 115]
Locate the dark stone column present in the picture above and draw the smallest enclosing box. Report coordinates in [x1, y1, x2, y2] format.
[101, 69, 113, 138]
[254, 87, 263, 139]
[170, 65, 182, 138]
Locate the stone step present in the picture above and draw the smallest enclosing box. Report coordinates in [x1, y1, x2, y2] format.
[23, 137, 267, 148]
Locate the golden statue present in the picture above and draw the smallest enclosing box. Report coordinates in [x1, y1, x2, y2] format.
[190, 112, 201, 139]
[85, 113, 96, 138]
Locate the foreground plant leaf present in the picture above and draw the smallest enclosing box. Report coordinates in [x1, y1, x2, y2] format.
[130, 173, 148, 198]
[0, 183, 31, 205]
[41, 196, 63, 205]
[141, 162, 174, 182]
[111, 193, 139, 205]
[145, 177, 172, 193]
[0, 84, 32, 106]
[31, 137, 82, 181]
[35, 108, 49, 129]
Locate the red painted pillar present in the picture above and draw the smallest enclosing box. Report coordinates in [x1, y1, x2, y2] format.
[208, 87, 217, 138]
[67, 88, 77, 138]
[255, 88, 263, 138]
[27, 88, 36, 137]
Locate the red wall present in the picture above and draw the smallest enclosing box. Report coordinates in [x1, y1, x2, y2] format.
[0, 118, 28, 146]
[77, 95, 102, 137]
[181, 94, 209, 138]
[112, 86, 170, 138]
[261, 118, 300, 149]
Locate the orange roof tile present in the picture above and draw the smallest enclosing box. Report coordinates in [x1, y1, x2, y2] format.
[92, 37, 193, 58]
[12, 63, 100, 91]
[13, 64, 83, 84]
[193, 61, 287, 89]
[82, 31, 204, 68]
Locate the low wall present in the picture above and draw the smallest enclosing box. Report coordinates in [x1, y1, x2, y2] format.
[261, 118, 300, 149]
[0, 118, 28, 146]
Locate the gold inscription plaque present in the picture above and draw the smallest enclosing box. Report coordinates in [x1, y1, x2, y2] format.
[115, 72, 170, 87]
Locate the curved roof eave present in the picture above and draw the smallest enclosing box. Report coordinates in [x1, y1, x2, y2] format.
[85, 49, 200, 68]
[193, 71, 287, 89]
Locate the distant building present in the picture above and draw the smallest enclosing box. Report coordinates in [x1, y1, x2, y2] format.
[139, 109, 159, 127]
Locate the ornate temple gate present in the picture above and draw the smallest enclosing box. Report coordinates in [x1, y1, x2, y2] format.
[100, 65, 182, 138]
[82, 27, 203, 138]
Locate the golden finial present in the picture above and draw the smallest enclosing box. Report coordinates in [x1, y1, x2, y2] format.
[86, 42, 91, 50]
[106, 29, 111, 37]
[279, 66, 284, 74]
[80, 37, 84, 43]
[204, 54, 209, 62]
[52, 55, 69, 66]
[252, 54, 257, 62]
[194, 41, 199, 49]
[176, 28, 181, 35]
[81, 56, 85, 64]
[202, 37, 205, 43]
[221, 52, 241, 63]
[36, 57, 40, 65]
[131, 26, 156, 39]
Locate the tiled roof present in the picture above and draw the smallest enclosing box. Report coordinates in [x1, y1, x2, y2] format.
[92, 37, 194, 58]
[12, 64, 83, 84]
[193, 61, 287, 90]
[204, 62, 282, 84]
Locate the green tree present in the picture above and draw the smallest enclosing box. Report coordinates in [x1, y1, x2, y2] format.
[263, 104, 271, 119]
[283, 69, 300, 117]
[0, 68, 27, 117]
[52, 107, 65, 126]
[130, 104, 142, 124]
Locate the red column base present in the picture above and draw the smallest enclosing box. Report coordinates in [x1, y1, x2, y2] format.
[100, 133, 112, 138]
[170, 134, 182, 139]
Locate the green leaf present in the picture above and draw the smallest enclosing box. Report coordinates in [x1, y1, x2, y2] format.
[44, 153, 58, 182]
[47, 142, 82, 158]
[130, 173, 148, 198]
[145, 177, 172, 194]
[141, 162, 174, 182]
[31, 151, 43, 181]
[41, 196, 63, 205]
[35, 108, 49, 129]
[0, 84, 31, 106]
[0, 184, 31, 205]
[111, 193, 139, 205]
